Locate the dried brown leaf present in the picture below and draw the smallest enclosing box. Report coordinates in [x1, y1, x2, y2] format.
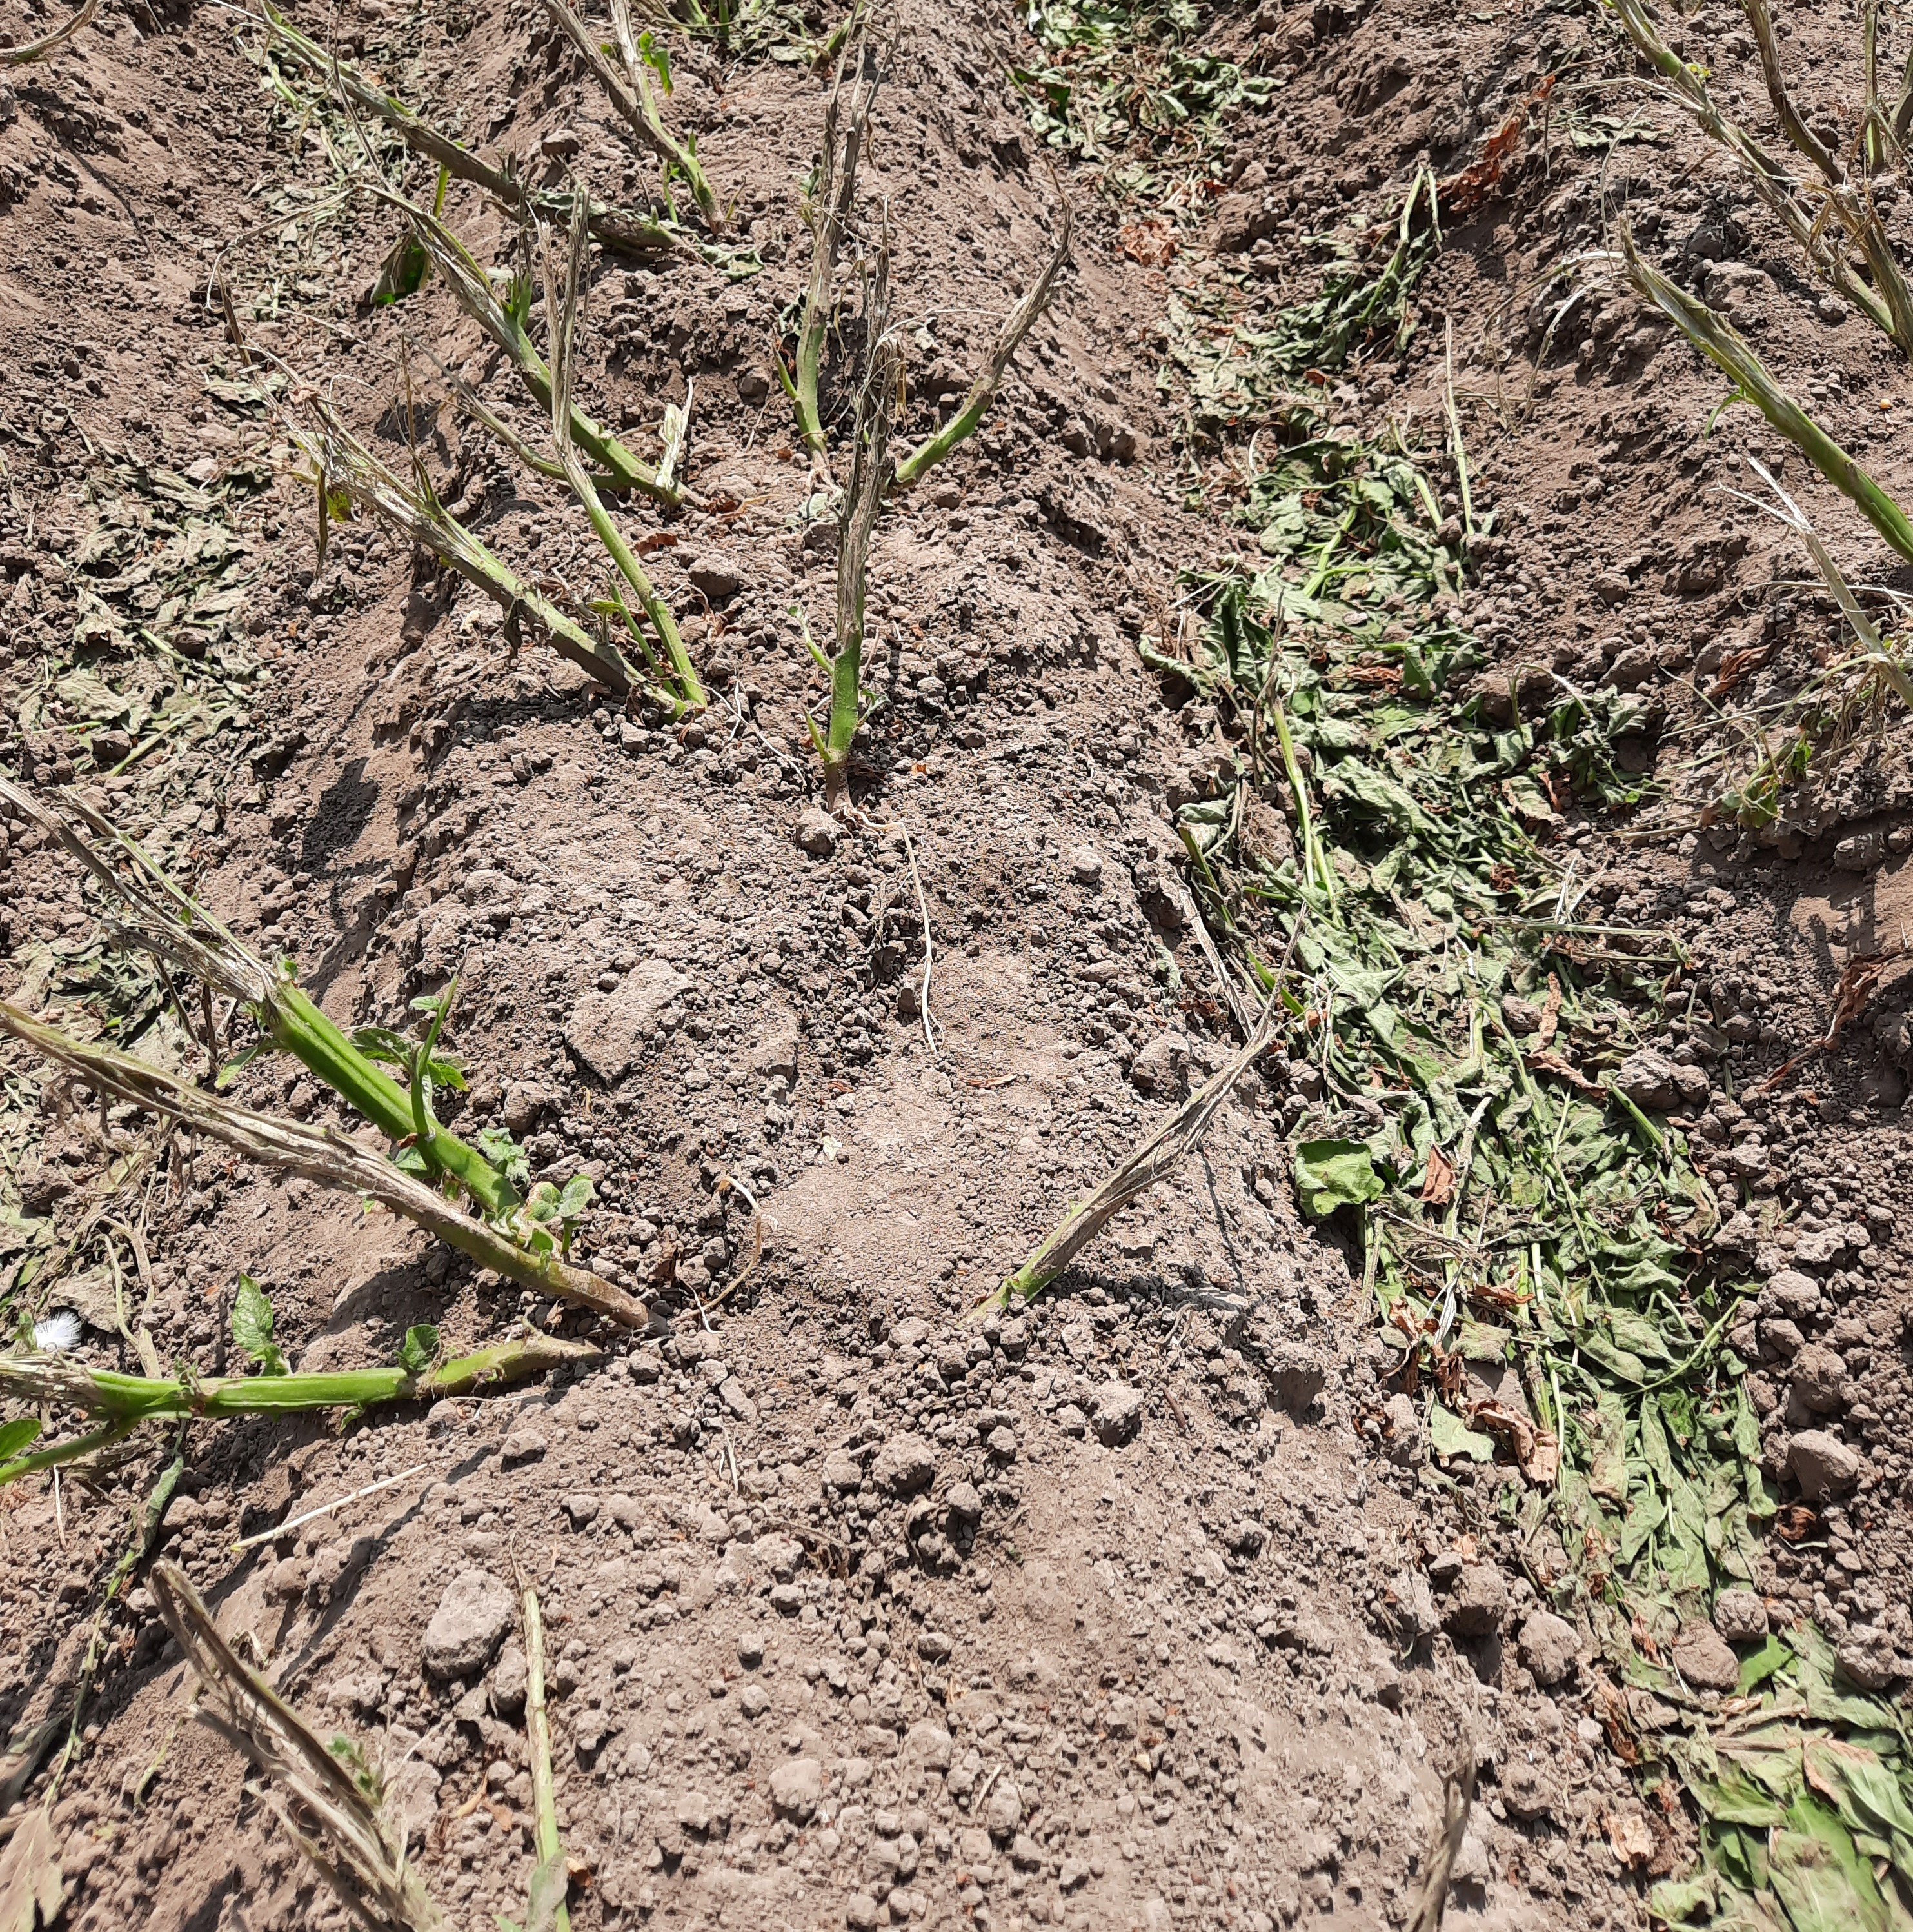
[0, 1809, 61, 1932]
[1420, 1145, 1457, 1208]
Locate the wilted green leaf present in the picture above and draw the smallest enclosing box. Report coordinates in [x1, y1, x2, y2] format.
[0, 1416, 42, 1465]
[397, 1325, 439, 1378]
[231, 1274, 288, 1376]
[1292, 1138, 1383, 1218]
[1427, 1402, 1494, 1462]
[369, 230, 432, 307]
[1646, 1872, 1716, 1923]
[1738, 1635, 1792, 1694]
[1768, 1802, 1889, 1931]
[352, 1026, 411, 1064]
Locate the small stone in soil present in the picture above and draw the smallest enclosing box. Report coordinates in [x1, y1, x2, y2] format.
[1671, 1622, 1741, 1693]
[1788, 1428, 1861, 1499]
[873, 1432, 937, 1495]
[423, 1569, 516, 1679]
[1713, 1590, 1768, 1644]
[795, 806, 837, 856]
[769, 1756, 824, 1820]
[1442, 1561, 1507, 1638]
[1511, 1610, 1576, 1686]
[1093, 1382, 1145, 1447]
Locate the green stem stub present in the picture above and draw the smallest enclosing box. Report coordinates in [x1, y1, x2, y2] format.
[0, 1335, 600, 1485]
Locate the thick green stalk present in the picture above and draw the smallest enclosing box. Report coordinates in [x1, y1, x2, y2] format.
[892, 181, 1072, 490]
[566, 459, 706, 708]
[539, 194, 704, 713]
[390, 199, 679, 505]
[1621, 234, 1913, 566]
[1602, 0, 1897, 340]
[0, 1417, 140, 1485]
[824, 628, 862, 782]
[305, 412, 644, 693]
[264, 982, 511, 1215]
[1267, 692, 1337, 909]
[0, 1335, 599, 1431]
[609, 0, 724, 233]
[0, 1001, 651, 1327]
[891, 386, 992, 491]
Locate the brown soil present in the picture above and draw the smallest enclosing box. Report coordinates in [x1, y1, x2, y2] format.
[1, 0, 1909, 1929]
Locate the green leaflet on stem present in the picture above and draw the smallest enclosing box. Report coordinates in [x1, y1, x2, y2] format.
[232, 1274, 289, 1377]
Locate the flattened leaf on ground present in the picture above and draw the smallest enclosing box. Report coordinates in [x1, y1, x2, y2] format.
[1767, 1802, 1892, 1932]
[1427, 1400, 1494, 1462]
[0, 1806, 63, 1932]
[1805, 1737, 1913, 1853]
[1291, 1137, 1384, 1217]
[1646, 1871, 1717, 1924]
[1587, 1391, 1629, 1502]
[1698, 1763, 1791, 1829]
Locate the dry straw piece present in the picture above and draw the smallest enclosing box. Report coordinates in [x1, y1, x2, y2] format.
[385, 192, 683, 506]
[519, 1583, 572, 1932]
[780, 5, 1070, 806]
[997, 963, 1292, 1304]
[788, 3, 887, 475]
[811, 225, 899, 810]
[150, 1561, 443, 1932]
[537, 193, 708, 711]
[0, 0, 98, 63]
[1405, 1754, 1476, 1932]
[891, 168, 1073, 490]
[288, 396, 652, 697]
